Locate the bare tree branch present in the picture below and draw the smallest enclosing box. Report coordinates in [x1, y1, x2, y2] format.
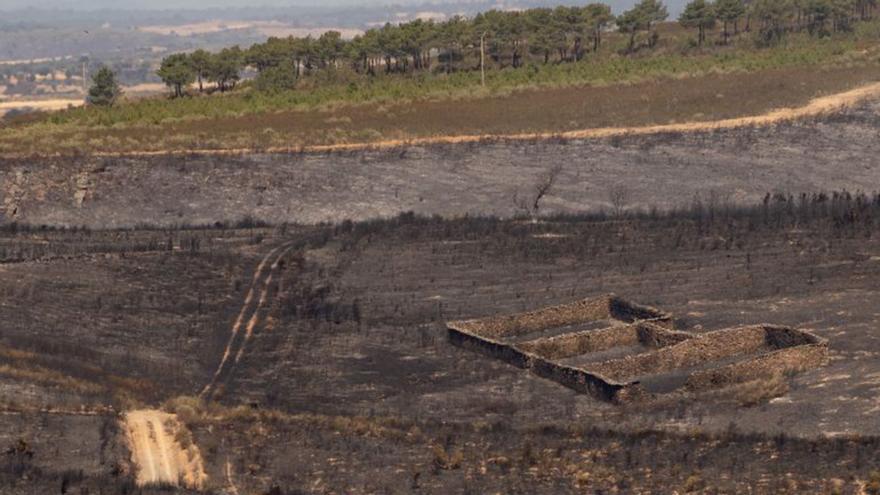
[608, 184, 630, 217]
[531, 164, 563, 219]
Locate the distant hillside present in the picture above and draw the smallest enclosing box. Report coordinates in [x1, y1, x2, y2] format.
[0, 0, 684, 18]
[0, 0, 687, 63]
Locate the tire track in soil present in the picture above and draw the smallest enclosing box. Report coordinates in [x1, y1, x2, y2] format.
[125, 237, 308, 490]
[201, 241, 295, 400]
[123, 242, 294, 491]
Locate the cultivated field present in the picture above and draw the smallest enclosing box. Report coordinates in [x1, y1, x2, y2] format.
[4, 63, 880, 156]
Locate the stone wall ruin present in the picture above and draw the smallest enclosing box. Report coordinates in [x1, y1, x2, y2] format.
[447, 295, 828, 403]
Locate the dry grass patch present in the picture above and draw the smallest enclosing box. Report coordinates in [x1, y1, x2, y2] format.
[162, 395, 422, 443]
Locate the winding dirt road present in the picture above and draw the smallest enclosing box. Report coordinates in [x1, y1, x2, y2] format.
[81, 80, 880, 159]
[124, 409, 207, 489]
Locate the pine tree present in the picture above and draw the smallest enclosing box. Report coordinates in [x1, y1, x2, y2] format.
[715, 0, 746, 43]
[680, 0, 717, 45]
[188, 49, 212, 92]
[87, 66, 121, 107]
[157, 53, 196, 98]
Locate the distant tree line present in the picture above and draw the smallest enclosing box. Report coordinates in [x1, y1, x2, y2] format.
[149, 0, 879, 96]
[681, 0, 875, 46]
[157, 47, 244, 97]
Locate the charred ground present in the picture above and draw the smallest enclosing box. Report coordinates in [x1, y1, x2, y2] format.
[3, 193, 880, 493]
[3, 99, 880, 229]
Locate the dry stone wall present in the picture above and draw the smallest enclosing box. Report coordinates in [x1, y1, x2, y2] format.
[448, 296, 828, 403]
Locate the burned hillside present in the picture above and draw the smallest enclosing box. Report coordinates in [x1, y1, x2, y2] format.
[2, 193, 880, 492]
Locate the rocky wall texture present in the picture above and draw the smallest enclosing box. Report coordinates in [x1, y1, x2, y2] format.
[516, 322, 688, 360]
[451, 295, 669, 340]
[449, 297, 828, 403]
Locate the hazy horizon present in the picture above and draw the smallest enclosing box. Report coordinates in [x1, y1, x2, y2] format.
[0, 0, 678, 14]
[4, 0, 420, 10]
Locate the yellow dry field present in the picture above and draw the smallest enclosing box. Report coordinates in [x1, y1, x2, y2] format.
[137, 20, 361, 38]
[0, 99, 84, 116]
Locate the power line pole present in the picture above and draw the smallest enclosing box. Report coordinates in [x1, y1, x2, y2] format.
[480, 32, 487, 87]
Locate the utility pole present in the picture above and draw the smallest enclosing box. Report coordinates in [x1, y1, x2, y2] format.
[480, 32, 487, 87]
[81, 62, 87, 94]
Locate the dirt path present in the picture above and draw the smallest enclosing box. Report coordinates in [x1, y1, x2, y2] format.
[122, 245, 295, 490]
[225, 457, 240, 495]
[75, 80, 880, 159]
[123, 409, 207, 489]
[200, 242, 294, 400]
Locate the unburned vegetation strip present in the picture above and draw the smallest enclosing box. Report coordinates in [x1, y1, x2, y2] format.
[4, 24, 880, 155]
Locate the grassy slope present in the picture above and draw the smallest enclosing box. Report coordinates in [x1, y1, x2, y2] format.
[3, 22, 880, 156]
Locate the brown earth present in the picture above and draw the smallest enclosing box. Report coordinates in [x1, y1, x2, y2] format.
[3, 63, 880, 156]
[102, 67, 880, 157]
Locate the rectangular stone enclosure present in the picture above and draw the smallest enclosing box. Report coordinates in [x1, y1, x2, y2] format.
[447, 295, 828, 403]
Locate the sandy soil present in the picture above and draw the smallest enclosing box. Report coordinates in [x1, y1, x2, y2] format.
[225, 458, 241, 495]
[7, 95, 880, 229]
[123, 83, 168, 95]
[123, 409, 206, 489]
[0, 99, 83, 116]
[138, 20, 266, 35]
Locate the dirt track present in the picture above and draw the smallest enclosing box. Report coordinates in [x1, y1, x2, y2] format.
[123, 409, 206, 489]
[6, 82, 880, 228]
[201, 242, 293, 400]
[82, 80, 880, 158]
[121, 242, 294, 490]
